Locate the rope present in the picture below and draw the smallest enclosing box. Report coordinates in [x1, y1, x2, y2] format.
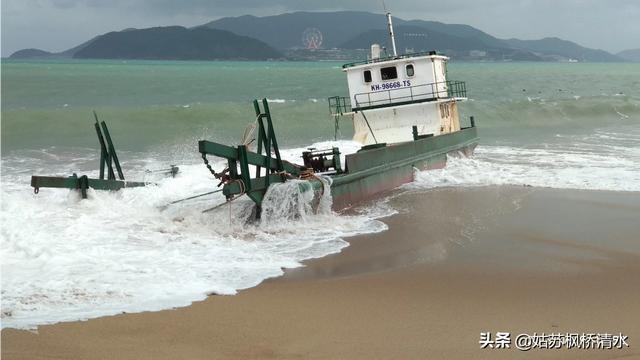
[230, 178, 246, 196]
[201, 179, 246, 213]
[168, 189, 223, 205]
[242, 117, 259, 149]
[202, 115, 259, 178]
[314, 174, 326, 197]
[299, 168, 315, 180]
[156, 189, 224, 211]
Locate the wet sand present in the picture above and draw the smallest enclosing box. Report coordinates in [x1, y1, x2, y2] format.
[3, 186, 640, 359]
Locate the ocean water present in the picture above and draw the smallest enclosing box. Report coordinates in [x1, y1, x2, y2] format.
[1, 59, 639, 329]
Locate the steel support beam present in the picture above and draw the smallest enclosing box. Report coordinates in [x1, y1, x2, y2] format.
[31, 175, 147, 198]
[198, 140, 301, 176]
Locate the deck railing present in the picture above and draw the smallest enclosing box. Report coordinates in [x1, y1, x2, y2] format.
[328, 96, 353, 115]
[328, 80, 466, 115]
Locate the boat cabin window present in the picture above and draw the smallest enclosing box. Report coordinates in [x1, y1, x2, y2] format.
[363, 70, 372, 83]
[380, 66, 398, 80]
[406, 64, 415, 77]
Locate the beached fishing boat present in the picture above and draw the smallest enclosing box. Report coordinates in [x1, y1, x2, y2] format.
[29, 13, 478, 211]
[198, 12, 478, 216]
[28, 13, 477, 210]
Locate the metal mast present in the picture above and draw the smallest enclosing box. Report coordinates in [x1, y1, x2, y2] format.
[386, 11, 398, 56]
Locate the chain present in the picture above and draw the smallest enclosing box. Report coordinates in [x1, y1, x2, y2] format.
[202, 153, 231, 188]
[201, 153, 218, 177]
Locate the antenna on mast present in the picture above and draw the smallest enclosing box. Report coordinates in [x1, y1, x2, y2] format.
[383, 2, 398, 57]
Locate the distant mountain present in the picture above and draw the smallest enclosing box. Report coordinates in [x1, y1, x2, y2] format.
[58, 36, 101, 58]
[10, 34, 119, 59]
[504, 37, 620, 62]
[338, 25, 542, 61]
[617, 48, 640, 62]
[205, 11, 622, 62]
[401, 20, 507, 49]
[9, 48, 54, 59]
[204, 11, 509, 51]
[340, 26, 478, 51]
[73, 26, 282, 60]
[9, 26, 282, 61]
[10, 11, 623, 62]
[202, 11, 390, 50]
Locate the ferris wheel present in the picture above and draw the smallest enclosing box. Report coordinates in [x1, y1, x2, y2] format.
[302, 28, 323, 49]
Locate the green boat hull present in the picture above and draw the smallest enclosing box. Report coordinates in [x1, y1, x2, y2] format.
[198, 99, 478, 216]
[328, 126, 478, 210]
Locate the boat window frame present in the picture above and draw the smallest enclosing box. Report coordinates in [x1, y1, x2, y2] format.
[380, 66, 398, 81]
[363, 69, 373, 83]
[405, 63, 415, 77]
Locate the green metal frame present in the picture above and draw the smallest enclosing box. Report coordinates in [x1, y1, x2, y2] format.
[252, 98, 285, 188]
[199, 99, 304, 210]
[31, 175, 147, 199]
[328, 96, 353, 116]
[31, 113, 148, 198]
[93, 111, 124, 181]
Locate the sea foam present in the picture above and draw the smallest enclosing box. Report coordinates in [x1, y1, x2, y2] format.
[2, 128, 639, 330]
[0, 140, 386, 330]
[408, 128, 640, 192]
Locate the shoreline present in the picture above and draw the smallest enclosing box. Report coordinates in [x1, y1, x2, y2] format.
[3, 186, 640, 359]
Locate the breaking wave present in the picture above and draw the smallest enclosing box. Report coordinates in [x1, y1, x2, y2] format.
[0, 141, 387, 330]
[408, 127, 640, 192]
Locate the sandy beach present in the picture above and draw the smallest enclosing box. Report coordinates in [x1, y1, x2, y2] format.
[3, 186, 640, 359]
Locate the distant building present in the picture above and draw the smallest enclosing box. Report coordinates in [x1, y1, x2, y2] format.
[403, 33, 428, 38]
[469, 50, 487, 58]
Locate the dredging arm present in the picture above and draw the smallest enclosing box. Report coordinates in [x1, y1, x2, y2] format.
[199, 99, 338, 217]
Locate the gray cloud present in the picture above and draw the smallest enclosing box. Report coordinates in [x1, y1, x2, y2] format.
[3, 0, 639, 56]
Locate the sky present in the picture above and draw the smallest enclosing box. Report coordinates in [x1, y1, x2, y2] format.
[2, 0, 639, 56]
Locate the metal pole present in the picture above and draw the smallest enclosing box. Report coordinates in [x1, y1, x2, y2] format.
[386, 12, 398, 57]
[168, 189, 223, 205]
[238, 145, 251, 192]
[262, 99, 283, 171]
[253, 99, 264, 178]
[93, 112, 107, 180]
[100, 121, 124, 180]
[93, 112, 114, 180]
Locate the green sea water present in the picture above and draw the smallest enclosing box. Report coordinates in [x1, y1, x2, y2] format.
[2, 59, 640, 330]
[2, 59, 639, 154]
